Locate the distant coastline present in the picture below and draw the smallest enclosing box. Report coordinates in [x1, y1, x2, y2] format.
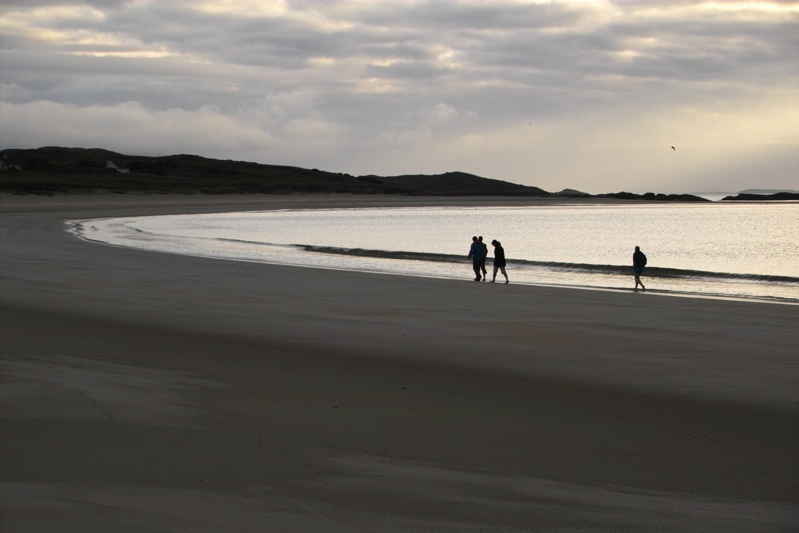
[2, 146, 796, 201]
[0, 146, 715, 201]
[739, 188, 799, 195]
[722, 191, 799, 201]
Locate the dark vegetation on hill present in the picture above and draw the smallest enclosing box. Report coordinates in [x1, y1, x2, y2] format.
[1, 147, 709, 201]
[723, 192, 799, 201]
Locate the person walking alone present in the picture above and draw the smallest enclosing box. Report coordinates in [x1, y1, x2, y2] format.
[490, 240, 509, 283]
[633, 246, 647, 291]
[468, 236, 485, 281]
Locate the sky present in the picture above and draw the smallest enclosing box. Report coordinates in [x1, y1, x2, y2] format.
[1, 1, 797, 194]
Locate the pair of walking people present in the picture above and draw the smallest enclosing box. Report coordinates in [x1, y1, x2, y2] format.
[468, 236, 509, 283]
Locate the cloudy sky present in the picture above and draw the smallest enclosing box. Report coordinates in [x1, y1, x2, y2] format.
[1, 1, 797, 193]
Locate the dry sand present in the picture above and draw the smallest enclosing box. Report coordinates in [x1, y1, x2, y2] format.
[1, 193, 797, 532]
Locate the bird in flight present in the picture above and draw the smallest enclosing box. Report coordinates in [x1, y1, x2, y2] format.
[671, 146, 676, 150]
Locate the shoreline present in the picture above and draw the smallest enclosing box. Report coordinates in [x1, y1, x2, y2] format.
[60, 193, 799, 306]
[65, 222, 799, 307]
[2, 193, 798, 531]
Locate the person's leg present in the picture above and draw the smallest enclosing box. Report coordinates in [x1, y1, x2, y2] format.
[501, 267, 509, 283]
[491, 265, 498, 282]
[473, 262, 481, 281]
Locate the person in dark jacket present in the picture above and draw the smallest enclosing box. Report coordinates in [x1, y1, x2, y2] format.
[467, 236, 485, 281]
[633, 246, 647, 291]
[478, 236, 488, 281]
[490, 240, 509, 283]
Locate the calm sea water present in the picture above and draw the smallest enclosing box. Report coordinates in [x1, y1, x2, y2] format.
[71, 203, 799, 304]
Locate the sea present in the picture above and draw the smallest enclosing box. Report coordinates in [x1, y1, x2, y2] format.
[70, 199, 799, 305]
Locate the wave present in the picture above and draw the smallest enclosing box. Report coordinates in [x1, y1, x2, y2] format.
[136, 232, 798, 286]
[297, 245, 799, 285]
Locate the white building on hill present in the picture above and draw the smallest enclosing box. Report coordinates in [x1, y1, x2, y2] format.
[105, 160, 130, 174]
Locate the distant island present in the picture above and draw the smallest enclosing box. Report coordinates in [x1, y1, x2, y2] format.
[723, 192, 799, 201]
[739, 188, 799, 195]
[0, 146, 712, 201]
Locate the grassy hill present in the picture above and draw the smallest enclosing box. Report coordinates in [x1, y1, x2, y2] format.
[0, 147, 550, 197]
[0, 146, 710, 201]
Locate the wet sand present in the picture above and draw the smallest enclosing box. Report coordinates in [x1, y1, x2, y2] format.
[1, 194, 798, 531]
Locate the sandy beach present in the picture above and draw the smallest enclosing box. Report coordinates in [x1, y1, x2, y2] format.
[1, 193, 797, 532]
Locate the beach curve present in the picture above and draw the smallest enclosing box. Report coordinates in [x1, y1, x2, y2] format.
[1, 193, 797, 531]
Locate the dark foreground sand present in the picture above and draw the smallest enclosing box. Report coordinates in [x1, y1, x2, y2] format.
[1, 194, 797, 532]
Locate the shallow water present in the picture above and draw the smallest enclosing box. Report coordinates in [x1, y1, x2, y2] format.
[71, 202, 799, 304]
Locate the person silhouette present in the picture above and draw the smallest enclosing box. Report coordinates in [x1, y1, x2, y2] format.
[478, 236, 488, 281]
[490, 240, 509, 284]
[467, 236, 485, 281]
[633, 246, 647, 291]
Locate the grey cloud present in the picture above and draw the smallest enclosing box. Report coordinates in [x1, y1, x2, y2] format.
[364, 61, 454, 81]
[7, 2, 793, 92]
[0, 0, 130, 7]
[342, 1, 585, 31]
[0, 51, 248, 110]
